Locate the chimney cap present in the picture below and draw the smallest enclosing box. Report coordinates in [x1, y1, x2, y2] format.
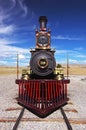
[39, 16, 47, 23]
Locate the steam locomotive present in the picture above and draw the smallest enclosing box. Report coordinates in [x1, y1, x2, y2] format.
[16, 16, 70, 118]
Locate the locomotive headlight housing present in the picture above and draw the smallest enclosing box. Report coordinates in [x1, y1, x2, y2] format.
[37, 35, 49, 46]
[38, 58, 48, 69]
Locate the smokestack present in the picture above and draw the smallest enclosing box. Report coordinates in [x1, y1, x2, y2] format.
[39, 16, 47, 30]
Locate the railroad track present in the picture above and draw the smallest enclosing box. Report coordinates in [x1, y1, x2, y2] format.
[1, 106, 86, 130]
[12, 107, 25, 130]
[60, 107, 73, 130]
[12, 107, 73, 130]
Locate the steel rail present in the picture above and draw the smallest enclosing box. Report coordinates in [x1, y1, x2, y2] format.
[12, 107, 25, 130]
[60, 107, 73, 130]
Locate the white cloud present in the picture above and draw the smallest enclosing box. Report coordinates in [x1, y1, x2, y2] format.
[0, 0, 35, 66]
[74, 47, 84, 51]
[55, 50, 67, 54]
[83, 60, 86, 63]
[76, 54, 86, 58]
[18, 0, 28, 17]
[0, 38, 9, 45]
[0, 60, 8, 65]
[0, 43, 86, 66]
[69, 59, 78, 64]
[0, 3, 15, 35]
[54, 48, 86, 65]
[0, 13, 9, 24]
[0, 44, 29, 55]
[0, 25, 15, 34]
[0, 43, 30, 66]
[0, 38, 17, 45]
[19, 54, 25, 59]
[52, 35, 84, 40]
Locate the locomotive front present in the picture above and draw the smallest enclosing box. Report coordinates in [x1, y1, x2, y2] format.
[16, 16, 70, 118]
[30, 16, 56, 79]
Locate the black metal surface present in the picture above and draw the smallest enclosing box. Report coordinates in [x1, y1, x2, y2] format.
[12, 107, 25, 130]
[30, 50, 56, 78]
[39, 16, 47, 28]
[60, 107, 73, 130]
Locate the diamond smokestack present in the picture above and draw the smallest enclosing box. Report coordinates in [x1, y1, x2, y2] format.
[39, 16, 47, 30]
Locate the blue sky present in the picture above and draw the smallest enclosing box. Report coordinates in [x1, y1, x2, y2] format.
[0, 0, 86, 66]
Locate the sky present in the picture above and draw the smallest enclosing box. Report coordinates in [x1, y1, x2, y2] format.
[0, 0, 86, 66]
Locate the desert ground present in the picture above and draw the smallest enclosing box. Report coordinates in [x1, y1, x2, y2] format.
[0, 64, 86, 76]
[0, 66, 23, 76]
